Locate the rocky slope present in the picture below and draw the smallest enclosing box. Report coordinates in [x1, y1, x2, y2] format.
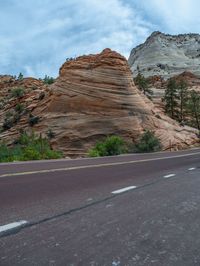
[148, 71, 200, 111]
[128, 31, 200, 79]
[0, 49, 199, 157]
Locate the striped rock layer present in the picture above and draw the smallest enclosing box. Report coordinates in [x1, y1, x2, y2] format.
[31, 49, 198, 156]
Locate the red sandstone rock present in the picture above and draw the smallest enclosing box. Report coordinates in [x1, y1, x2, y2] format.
[0, 50, 199, 157]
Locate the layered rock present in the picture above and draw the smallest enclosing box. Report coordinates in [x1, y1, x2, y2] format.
[32, 49, 198, 156]
[0, 49, 199, 157]
[128, 31, 200, 79]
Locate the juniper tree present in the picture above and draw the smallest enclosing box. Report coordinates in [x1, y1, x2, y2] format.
[163, 78, 179, 119]
[187, 90, 200, 133]
[177, 80, 189, 123]
[134, 72, 153, 99]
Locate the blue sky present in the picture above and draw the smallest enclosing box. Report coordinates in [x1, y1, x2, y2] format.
[0, 0, 199, 78]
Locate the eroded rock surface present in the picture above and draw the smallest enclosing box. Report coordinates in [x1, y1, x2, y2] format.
[128, 31, 200, 79]
[0, 50, 199, 157]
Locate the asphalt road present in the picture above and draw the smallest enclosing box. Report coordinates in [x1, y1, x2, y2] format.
[0, 149, 200, 265]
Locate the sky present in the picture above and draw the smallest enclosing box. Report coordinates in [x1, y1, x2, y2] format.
[0, 0, 199, 78]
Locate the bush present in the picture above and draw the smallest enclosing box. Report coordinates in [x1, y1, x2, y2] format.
[88, 136, 127, 157]
[15, 103, 24, 113]
[43, 75, 55, 85]
[47, 129, 55, 139]
[18, 73, 24, 81]
[134, 130, 161, 153]
[2, 111, 21, 131]
[0, 132, 62, 162]
[28, 114, 40, 126]
[11, 87, 25, 98]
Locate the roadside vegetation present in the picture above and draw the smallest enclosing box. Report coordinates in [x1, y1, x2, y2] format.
[88, 132, 161, 157]
[133, 130, 161, 153]
[88, 136, 127, 157]
[0, 132, 62, 162]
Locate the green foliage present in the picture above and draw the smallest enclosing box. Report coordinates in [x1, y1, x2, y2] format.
[2, 111, 20, 130]
[0, 132, 62, 162]
[187, 90, 200, 132]
[88, 136, 127, 157]
[47, 129, 55, 139]
[11, 87, 25, 98]
[18, 72, 24, 81]
[134, 130, 161, 153]
[163, 78, 179, 119]
[43, 75, 55, 85]
[177, 80, 189, 122]
[28, 114, 40, 126]
[134, 72, 153, 99]
[15, 103, 24, 113]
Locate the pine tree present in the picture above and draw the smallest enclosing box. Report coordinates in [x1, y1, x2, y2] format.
[18, 72, 23, 81]
[134, 72, 153, 99]
[163, 78, 179, 119]
[177, 80, 189, 123]
[187, 90, 200, 133]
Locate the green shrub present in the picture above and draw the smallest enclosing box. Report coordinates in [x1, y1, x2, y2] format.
[15, 103, 24, 113]
[18, 73, 24, 81]
[47, 129, 55, 139]
[88, 136, 126, 157]
[2, 117, 14, 130]
[2, 111, 22, 131]
[43, 75, 55, 85]
[0, 132, 62, 162]
[28, 114, 40, 126]
[134, 130, 161, 153]
[11, 87, 25, 98]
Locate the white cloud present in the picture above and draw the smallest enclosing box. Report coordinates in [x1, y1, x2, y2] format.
[134, 0, 200, 33]
[0, 0, 153, 78]
[0, 0, 199, 78]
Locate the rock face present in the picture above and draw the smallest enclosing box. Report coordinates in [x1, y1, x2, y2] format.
[0, 49, 199, 157]
[33, 49, 198, 156]
[128, 31, 200, 79]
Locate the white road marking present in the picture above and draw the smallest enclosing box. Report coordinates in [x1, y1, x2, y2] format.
[0, 220, 28, 236]
[164, 174, 176, 178]
[1, 151, 200, 178]
[188, 167, 196, 171]
[112, 186, 137, 194]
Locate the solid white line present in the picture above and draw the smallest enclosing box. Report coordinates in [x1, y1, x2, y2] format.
[112, 186, 137, 194]
[188, 167, 196, 171]
[0, 220, 28, 236]
[164, 174, 176, 178]
[1, 151, 200, 178]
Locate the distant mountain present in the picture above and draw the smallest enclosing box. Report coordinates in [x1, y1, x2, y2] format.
[128, 31, 200, 79]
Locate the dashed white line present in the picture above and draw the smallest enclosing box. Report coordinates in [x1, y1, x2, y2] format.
[0, 220, 28, 237]
[112, 186, 137, 194]
[163, 174, 176, 179]
[188, 167, 196, 171]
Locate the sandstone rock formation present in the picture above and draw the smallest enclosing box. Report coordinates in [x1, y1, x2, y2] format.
[0, 49, 199, 157]
[128, 31, 200, 79]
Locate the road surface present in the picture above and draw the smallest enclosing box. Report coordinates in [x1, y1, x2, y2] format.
[0, 149, 200, 265]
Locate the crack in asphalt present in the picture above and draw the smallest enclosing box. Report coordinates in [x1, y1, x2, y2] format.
[0, 176, 176, 239]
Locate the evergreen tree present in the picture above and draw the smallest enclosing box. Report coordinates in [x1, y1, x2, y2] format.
[134, 72, 153, 99]
[163, 78, 179, 119]
[177, 80, 189, 123]
[187, 90, 200, 133]
[18, 72, 23, 81]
